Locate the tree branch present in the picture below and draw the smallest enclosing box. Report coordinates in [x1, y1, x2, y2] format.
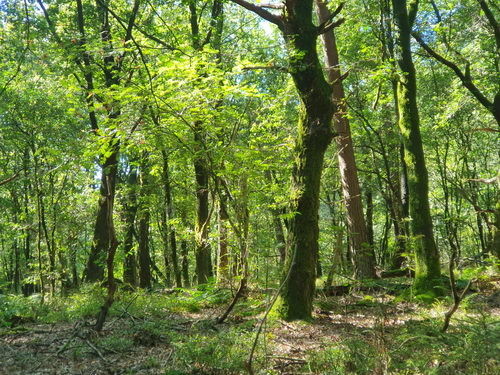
[429, 0, 442, 23]
[477, 0, 500, 50]
[260, 3, 284, 9]
[96, 0, 178, 51]
[316, 2, 345, 35]
[318, 18, 345, 35]
[230, 0, 284, 29]
[242, 64, 288, 72]
[0, 172, 20, 187]
[412, 32, 494, 116]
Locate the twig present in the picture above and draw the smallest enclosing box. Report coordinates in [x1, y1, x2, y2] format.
[268, 355, 307, 364]
[442, 251, 474, 332]
[84, 339, 107, 361]
[0, 172, 20, 186]
[56, 337, 76, 355]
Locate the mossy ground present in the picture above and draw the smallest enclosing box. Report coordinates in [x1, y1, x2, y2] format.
[0, 274, 498, 374]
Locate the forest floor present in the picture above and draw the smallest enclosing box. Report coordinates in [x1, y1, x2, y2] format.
[1, 276, 499, 375]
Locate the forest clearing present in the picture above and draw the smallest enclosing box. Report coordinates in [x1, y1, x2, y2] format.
[0, 0, 499, 373]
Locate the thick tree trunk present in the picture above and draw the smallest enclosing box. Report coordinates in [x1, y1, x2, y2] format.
[316, 0, 377, 279]
[85, 149, 119, 282]
[278, 2, 336, 320]
[392, 0, 441, 294]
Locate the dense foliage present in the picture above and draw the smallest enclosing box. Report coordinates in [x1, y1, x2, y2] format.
[0, 0, 498, 373]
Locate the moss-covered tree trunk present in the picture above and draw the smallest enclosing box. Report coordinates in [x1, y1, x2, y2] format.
[392, 0, 441, 294]
[232, 0, 338, 320]
[279, 2, 336, 321]
[317, 0, 377, 279]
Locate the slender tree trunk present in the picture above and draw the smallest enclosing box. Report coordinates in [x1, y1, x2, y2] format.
[123, 162, 138, 286]
[392, 0, 441, 294]
[379, 0, 410, 270]
[181, 240, 190, 287]
[491, 201, 500, 260]
[138, 154, 152, 289]
[70, 242, 78, 289]
[217, 192, 230, 284]
[366, 188, 374, 248]
[193, 121, 212, 284]
[10, 193, 21, 294]
[79, 0, 138, 283]
[391, 144, 410, 269]
[265, 170, 287, 264]
[272, 211, 287, 264]
[316, 0, 377, 279]
[22, 149, 34, 295]
[161, 150, 182, 287]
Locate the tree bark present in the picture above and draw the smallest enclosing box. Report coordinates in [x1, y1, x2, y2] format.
[85, 149, 119, 282]
[122, 161, 138, 286]
[242, 0, 339, 320]
[161, 150, 182, 287]
[217, 191, 230, 284]
[392, 0, 441, 294]
[138, 153, 152, 289]
[193, 121, 212, 284]
[188, 0, 224, 284]
[316, 0, 377, 279]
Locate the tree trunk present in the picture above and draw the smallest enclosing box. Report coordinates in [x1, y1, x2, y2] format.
[123, 161, 138, 286]
[193, 121, 212, 284]
[85, 149, 119, 282]
[217, 191, 230, 284]
[392, 0, 441, 294]
[277, 1, 336, 320]
[188, 0, 223, 284]
[316, 0, 377, 279]
[138, 154, 152, 289]
[366, 188, 374, 248]
[161, 151, 182, 287]
[181, 240, 190, 287]
[265, 170, 287, 264]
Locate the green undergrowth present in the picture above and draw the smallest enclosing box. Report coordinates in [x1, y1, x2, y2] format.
[0, 283, 232, 328]
[1, 271, 498, 374]
[304, 313, 499, 374]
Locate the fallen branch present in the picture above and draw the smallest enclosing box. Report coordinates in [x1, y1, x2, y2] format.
[84, 339, 107, 361]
